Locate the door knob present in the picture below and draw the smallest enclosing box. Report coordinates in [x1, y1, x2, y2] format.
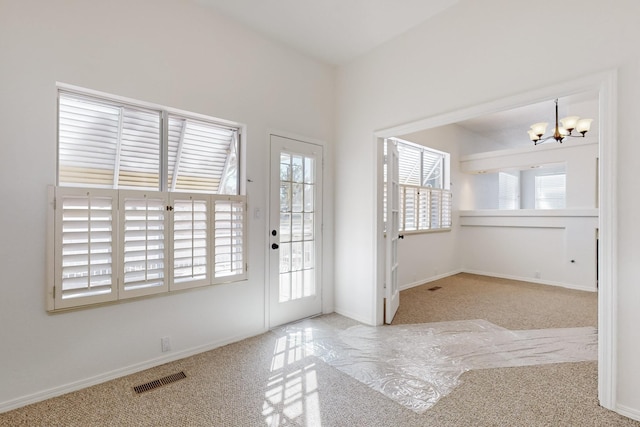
[271, 243, 279, 250]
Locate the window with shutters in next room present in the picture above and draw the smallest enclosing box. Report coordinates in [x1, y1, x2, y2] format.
[48, 85, 247, 311]
[384, 138, 452, 233]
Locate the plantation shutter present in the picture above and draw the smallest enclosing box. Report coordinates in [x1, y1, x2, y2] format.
[170, 193, 210, 290]
[441, 190, 452, 228]
[403, 186, 419, 231]
[51, 88, 248, 311]
[430, 190, 442, 229]
[58, 94, 121, 187]
[422, 151, 444, 188]
[53, 187, 117, 309]
[417, 189, 430, 229]
[116, 108, 161, 189]
[58, 91, 161, 190]
[167, 116, 238, 194]
[119, 190, 169, 298]
[213, 196, 247, 283]
[397, 143, 422, 186]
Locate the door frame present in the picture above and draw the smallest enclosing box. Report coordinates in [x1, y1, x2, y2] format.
[265, 130, 328, 329]
[373, 70, 617, 409]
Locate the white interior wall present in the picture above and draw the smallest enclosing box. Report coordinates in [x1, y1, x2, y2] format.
[459, 211, 598, 291]
[458, 142, 599, 291]
[0, 0, 334, 411]
[334, 0, 640, 419]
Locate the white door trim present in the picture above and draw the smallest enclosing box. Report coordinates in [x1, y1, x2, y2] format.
[372, 69, 618, 410]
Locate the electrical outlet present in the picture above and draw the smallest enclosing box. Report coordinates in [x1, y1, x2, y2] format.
[161, 336, 171, 352]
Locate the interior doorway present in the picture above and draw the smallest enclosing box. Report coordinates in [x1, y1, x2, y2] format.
[373, 70, 617, 410]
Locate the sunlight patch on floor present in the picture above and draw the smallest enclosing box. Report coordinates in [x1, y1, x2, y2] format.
[263, 328, 321, 426]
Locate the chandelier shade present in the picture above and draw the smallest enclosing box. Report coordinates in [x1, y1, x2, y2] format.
[528, 99, 592, 145]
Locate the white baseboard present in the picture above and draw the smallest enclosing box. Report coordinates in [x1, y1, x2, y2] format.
[333, 306, 373, 325]
[0, 329, 267, 414]
[461, 269, 596, 293]
[399, 270, 462, 291]
[616, 404, 640, 422]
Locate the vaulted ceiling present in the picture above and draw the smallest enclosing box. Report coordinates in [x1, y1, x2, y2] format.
[195, 0, 599, 149]
[195, 0, 460, 65]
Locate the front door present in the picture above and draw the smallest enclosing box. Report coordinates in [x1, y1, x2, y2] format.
[269, 135, 323, 327]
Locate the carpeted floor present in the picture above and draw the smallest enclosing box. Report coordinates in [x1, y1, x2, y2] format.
[1, 273, 638, 426]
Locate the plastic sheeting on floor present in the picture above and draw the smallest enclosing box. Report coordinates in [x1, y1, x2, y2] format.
[278, 319, 597, 413]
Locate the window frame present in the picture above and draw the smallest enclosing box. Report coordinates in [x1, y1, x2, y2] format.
[48, 84, 247, 312]
[385, 138, 452, 234]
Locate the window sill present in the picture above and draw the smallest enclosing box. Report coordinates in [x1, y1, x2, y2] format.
[459, 208, 598, 218]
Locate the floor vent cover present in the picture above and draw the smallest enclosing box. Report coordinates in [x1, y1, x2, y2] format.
[134, 371, 187, 394]
[428, 286, 442, 291]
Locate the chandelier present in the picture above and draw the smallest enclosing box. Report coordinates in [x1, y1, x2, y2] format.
[528, 98, 593, 145]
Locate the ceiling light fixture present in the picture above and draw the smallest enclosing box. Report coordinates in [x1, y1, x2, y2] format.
[528, 99, 593, 145]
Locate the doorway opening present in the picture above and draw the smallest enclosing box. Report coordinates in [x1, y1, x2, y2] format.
[373, 70, 617, 410]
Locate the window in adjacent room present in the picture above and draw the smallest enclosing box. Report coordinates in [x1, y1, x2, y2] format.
[49, 87, 246, 311]
[498, 171, 520, 210]
[535, 173, 566, 209]
[384, 138, 452, 233]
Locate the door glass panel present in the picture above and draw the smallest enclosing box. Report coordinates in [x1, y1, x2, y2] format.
[279, 151, 316, 303]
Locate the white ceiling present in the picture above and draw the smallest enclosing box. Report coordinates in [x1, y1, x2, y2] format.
[194, 0, 598, 150]
[195, 0, 460, 65]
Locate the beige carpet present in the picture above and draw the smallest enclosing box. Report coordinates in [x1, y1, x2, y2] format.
[1, 273, 638, 426]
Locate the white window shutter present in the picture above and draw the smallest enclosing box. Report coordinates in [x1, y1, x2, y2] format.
[118, 190, 169, 298]
[58, 94, 121, 188]
[212, 195, 247, 283]
[52, 88, 248, 311]
[58, 92, 161, 190]
[430, 190, 442, 229]
[170, 193, 210, 291]
[403, 186, 418, 231]
[441, 190, 453, 228]
[53, 187, 118, 309]
[418, 189, 430, 230]
[116, 107, 161, 189]
[167, 116, 238, 194]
